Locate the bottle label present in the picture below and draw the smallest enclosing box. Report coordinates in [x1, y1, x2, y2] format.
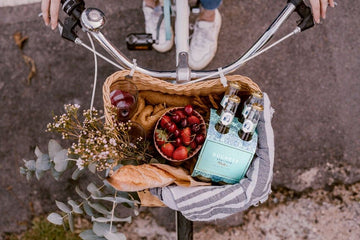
[241, 119, 255, 133]
[220, 112, 234, 126]
[241, 105, 251, 119]
[220, 95, 229, 108]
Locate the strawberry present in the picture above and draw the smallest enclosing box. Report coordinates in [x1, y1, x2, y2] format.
[155, 129, 168, 146]
[172, 146, 189, 160]
[161, 143, 174, 158]
[180, 127, 191, 146]
[187, 115, 200, 125]
[160, 115, 172, 129]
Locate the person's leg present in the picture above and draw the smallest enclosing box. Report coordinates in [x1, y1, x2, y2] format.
[143, 0, 173, 52]
[188, 0, 222, 70]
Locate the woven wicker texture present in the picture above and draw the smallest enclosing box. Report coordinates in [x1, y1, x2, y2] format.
[103, 70, 261, 125]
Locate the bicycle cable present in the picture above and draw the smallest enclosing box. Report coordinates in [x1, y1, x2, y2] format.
[75, 38, 124, 70]
[87, 32, 98, 118]
[185, 27, 301, 85]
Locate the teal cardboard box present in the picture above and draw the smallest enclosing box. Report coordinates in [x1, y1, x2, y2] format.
[191, 109, 258, 184]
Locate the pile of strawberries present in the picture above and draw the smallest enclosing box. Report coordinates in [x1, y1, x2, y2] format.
[154, 105, 206, 161]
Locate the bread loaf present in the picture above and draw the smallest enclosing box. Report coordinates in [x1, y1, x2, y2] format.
[107, 164, 175, 192]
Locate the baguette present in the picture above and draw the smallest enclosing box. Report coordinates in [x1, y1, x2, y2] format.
[107, 164, 176, 192]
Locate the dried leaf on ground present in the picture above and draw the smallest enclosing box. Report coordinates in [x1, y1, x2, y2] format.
[13, 32, 28, 50]
[23, 55, 36, 85]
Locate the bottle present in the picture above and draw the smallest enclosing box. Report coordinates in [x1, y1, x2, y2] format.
[238, 103, 263, 141]
[216, 82, 241, 116]
[215, 95, 241, 134]
[238, 91, 263, 123]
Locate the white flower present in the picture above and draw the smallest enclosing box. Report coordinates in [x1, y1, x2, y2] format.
[74, 104, 80, 108]
[76, 158, 85, 170]
[109, 138, 117, 146]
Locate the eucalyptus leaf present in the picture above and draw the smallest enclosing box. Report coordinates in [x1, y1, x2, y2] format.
[51, 167, 62, 181]
[87, 183, 102, 197]
[75, 186, 88, 199]
[68, 200, 83, 214]
[35, 169, 44, 180]
[48, 139, 63, 159]
[79, 230, 99, 240]
[72, 168, 83, 180]
[36, 153, 51, 171]
[19, 166, 26, 175]
[92, 222, 115, 237]
[54, 149, 68, 172]
[88, 162, 97, 174]
[26, 171, 32, 181]
[47, 212, 63, 225]
[68, 213, 74, 232]
[104, 231, 126, 240]
[88, 203, 111, 215]
[91, 216, 131, 223]
[83, 201, 94, 217]
[55, 200, 71, 213]
[34, 146, 43, 158]
[24, 160, 36, 171]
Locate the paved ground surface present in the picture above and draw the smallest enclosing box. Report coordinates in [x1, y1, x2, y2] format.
[0, 0, 359, 239]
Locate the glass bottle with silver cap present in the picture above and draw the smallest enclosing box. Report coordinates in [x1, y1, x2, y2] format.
[215, 95, 241, 134]
[238, 103, 263, 141]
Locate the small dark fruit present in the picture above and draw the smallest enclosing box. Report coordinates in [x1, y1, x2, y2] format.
[180, 118, 188, 128]
[171, 114, 181, 123]
[174, 137, 182, 147]
[167, 122, 178, 133]
[184, 104, 193, 116]
[175, 110, 187, 119]
[195, 133, 205, 145]
[160, 115, 172, 129]
[191, 123, 200, 133]
[173, 129, 180, 138]
[190, 141, 197, 149]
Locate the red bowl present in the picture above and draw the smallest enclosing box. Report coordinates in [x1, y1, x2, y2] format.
[153, 107, 207, 165]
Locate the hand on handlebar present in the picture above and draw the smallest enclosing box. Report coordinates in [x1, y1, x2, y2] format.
[309, 0, 335, 23]
[41, 0, 61, 30]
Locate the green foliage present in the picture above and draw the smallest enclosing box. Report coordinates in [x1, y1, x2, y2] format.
[20, 140, 69, 181]
[19, 105, 152, 239]
[5, 217, 81, 240]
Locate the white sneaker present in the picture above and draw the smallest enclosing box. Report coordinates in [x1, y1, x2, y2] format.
[188, 9, 222, 70]
[142, 2, 174, 53]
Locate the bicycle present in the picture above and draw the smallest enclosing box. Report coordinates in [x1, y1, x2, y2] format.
[47, 0, 316, 239]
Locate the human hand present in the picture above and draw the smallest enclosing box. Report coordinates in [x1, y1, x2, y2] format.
[41, 0, 61, 30]
[309, 0, 335, 23]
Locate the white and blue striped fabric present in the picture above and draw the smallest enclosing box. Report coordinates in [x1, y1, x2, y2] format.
[150, 93, 275, 221]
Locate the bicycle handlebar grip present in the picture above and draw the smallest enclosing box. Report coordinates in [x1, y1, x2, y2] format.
[295, 1, 314, 31]
[287, 0, 303, 7]
[61, 0, 85, 18]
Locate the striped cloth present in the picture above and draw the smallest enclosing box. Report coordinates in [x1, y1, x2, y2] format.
[150, 92, 275, 221]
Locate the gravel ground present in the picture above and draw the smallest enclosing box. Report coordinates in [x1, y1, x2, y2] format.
[119, 182, 360, 240]
[1, 0, 359, 238]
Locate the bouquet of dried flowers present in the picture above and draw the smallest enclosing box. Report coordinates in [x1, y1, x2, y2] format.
[20, 104, 157, 239]
[47, 104, 153, 172]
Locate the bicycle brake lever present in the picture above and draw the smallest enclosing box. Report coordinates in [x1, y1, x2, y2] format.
[293, 0, 315, 31]
[58, 16, 79, 42]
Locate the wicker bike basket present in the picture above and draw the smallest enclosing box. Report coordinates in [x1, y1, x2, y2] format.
[103, 70, 261, 126]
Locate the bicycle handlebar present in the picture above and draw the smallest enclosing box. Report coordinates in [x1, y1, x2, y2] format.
[58, 0, 314, 83]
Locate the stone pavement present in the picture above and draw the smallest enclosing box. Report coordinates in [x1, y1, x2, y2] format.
[0, 0, 359, 237]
